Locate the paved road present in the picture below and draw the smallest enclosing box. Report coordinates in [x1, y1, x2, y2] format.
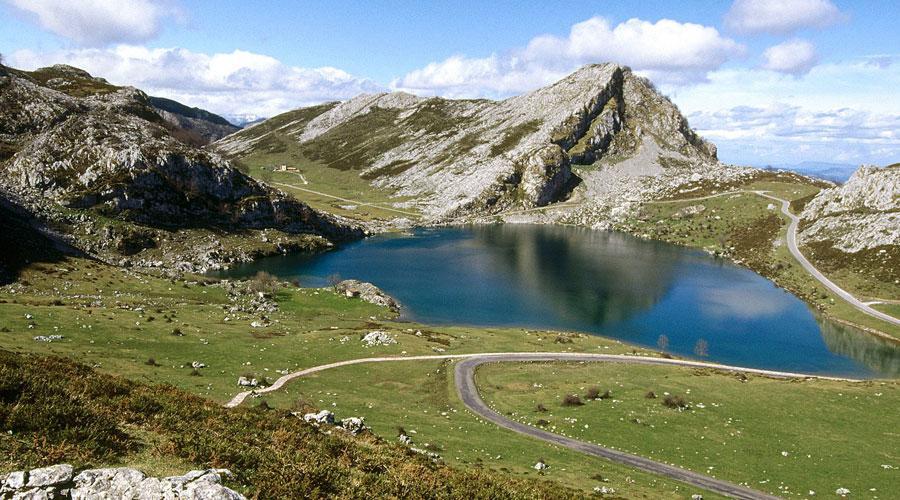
[225, 351, 859, 498]
[456, 354, 785, 500]
[649, 190, 900, 328]
[755, 193, 900, 327]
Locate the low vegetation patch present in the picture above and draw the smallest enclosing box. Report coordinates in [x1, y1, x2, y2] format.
[0, 350, 576, 498]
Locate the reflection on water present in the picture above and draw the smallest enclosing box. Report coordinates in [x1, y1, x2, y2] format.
[469, 225, 676, 324]
[818, 317, 900, 377]
[214, 224, 900, 378]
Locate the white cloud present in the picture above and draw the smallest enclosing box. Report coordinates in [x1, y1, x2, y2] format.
[392, 16, 743, 98]
[5, 0, 182, 46]
[724, 0, 843, 35]
[672, 60, 900, 166]
[761, 39, 818, 75]
[9, 46, 382, 120]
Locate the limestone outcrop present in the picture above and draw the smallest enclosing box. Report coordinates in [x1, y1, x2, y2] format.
[800, 165, 900, 252]
[0, 465, 244, 499]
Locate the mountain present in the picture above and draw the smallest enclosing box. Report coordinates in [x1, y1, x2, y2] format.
[770, 161, 859, 183]
[148, 95, 240, 144]
[216, 64, 753, 222]
[0, 62, 360, 273]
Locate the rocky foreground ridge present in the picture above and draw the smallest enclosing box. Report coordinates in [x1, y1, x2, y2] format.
[800, 164, 900, 252]
[217, 63, 753, 223]
[0, 464, 243, 499]
[0, 63, 361, 276]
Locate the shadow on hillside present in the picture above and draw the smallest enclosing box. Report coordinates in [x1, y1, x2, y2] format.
[0, 195, 81, 285]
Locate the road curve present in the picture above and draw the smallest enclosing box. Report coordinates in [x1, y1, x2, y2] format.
[455, 354, 783, 500]
[650, 190, 900, 328]
[224, 351, 858, 408]
[754, 192, 900, 327]
[224, 351, 861, 498]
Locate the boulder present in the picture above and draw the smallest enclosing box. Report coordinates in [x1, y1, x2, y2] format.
[339, 417, 368, 435]
[25, 464, 73, 488]
[237, 376, 258, 387]
[361, 331, 396, 346]
[303, 410, 335, 426]
[334, 280, 400, 312]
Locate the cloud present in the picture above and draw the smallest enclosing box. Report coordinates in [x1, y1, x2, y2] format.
[392, 16, 743, 98]
[672, 60, 900, 166]
[5, 0, 182, 46]
[8, 46, 382, 121]
[688, 104, 900, 165]
[761, 39, 818, 75]
[724, 0, 843, 35]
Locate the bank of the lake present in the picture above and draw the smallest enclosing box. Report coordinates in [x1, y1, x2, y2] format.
[215, 224, 900, 378]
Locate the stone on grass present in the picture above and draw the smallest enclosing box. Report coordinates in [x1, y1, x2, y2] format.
[237, 376, 258, 387]
[362, 331, 396, 346]
[303, 410, 335, 425]
[340, 417, 368, 435]
[533, 460, 548, 471]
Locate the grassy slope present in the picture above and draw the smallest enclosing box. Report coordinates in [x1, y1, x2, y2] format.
[1, 255, 723, 496]
[478, 361, 900, 499]
[254, 359, 717, 499]
[615, 174, 900, 339]
[0, 350, 584, 499]
[228, 106, 423, 222]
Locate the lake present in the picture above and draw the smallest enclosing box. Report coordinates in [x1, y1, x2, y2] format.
[215, 224, 900, 378]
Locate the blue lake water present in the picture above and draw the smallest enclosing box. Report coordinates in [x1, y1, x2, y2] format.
[216, 224, 900, 378]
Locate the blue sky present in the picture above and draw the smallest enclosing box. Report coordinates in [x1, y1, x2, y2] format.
[2, 0, 898, 167]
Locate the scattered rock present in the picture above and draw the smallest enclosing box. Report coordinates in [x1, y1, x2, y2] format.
[533, 460, 548, 471]
[237, 376, 258, 387]
[594, 485, 616, 494]
[835, 487, 850, 497]
[191, 361, 206, 369]
[361, 330, 396, 346]
[32, 335, 63, 342]
[339, 417, 368, 435]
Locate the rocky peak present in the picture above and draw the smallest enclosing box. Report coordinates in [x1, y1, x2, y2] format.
[218, 62, 726, 219]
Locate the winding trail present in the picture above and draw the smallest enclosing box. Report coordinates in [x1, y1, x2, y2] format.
[649, 190, 900, 327]
[225, 351, 860, 498]
[271, 181, 421, 218]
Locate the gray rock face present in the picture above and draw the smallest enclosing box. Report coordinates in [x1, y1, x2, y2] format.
[335, 279, 400, 311]
[0, 63, 362, 272]
[1, 465, 244, 500]
[800, 165, 900, 252]
[24, 465, 73, 488]
[217, 63, 725, 221]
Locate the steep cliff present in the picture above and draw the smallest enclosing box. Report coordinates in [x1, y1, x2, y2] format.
[217, 64, 746, 221]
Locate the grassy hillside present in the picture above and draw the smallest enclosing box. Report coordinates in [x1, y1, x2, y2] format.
[0, 349, 585, 499]
[477, 361, 899, 498]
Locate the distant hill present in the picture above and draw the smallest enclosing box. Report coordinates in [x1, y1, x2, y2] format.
[769, 161, 859, 183]
[148, 95, 240, 143]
